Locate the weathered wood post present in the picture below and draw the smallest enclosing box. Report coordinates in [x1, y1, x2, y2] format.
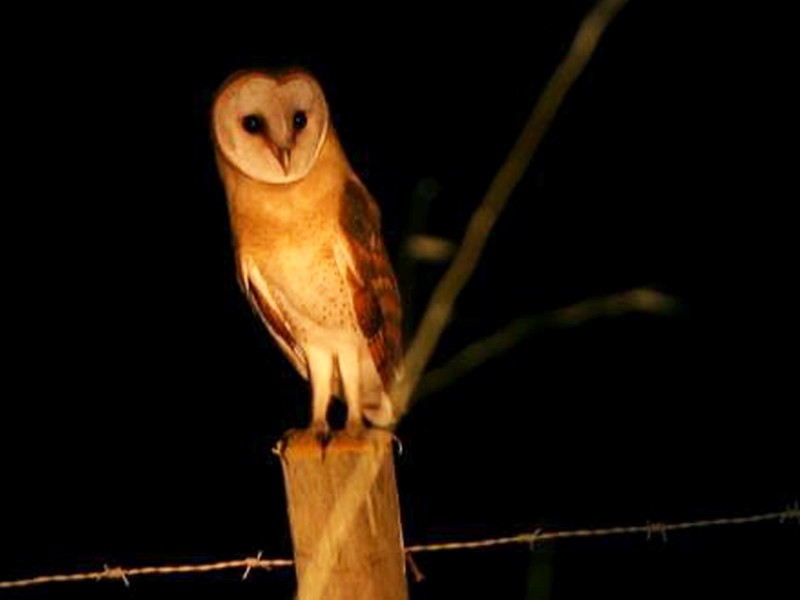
[280, 430, 408, 600]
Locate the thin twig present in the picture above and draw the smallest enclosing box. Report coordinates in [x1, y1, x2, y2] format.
[417, 287, 679, 399]
[391, 0, 632, 417]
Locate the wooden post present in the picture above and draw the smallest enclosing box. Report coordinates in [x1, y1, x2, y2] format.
[280, 429, 408, 600]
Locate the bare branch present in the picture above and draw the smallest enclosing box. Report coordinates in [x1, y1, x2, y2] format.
[416, 288, 679, 400]
[392, 0, 632, 417]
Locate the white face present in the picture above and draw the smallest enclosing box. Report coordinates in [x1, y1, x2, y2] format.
[213, 70, 329, 184]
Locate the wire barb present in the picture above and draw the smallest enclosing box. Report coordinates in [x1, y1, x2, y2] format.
[97, 564, 130, 588]
[780, 500, 800, 525]
[646, 522, 668, 543]
[528, 528, 544, 551]
[242, 551, 264, 581]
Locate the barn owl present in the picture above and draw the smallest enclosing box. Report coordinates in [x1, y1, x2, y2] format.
[212, 69, 402, 437]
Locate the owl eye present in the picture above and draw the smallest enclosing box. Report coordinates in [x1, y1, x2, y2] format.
[242, 114, 264, 134]
[293, 110, 308, 131]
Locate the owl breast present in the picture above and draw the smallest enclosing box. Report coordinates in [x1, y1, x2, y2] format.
[249, 232, 384, 402]
[247, 233, 358, 345]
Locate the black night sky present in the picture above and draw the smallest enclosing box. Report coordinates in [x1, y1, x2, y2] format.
[1, 2, 796, 599]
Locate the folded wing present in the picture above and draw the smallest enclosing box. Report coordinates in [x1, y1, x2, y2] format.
[338, 179, 403, 389]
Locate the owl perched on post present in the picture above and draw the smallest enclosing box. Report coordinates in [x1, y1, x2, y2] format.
[212, 69, 402, 437]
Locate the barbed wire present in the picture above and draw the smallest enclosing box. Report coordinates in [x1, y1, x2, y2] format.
[2, 503, 796, 591]
[405, 504, 799, 554]
[0, 556, 295, 590]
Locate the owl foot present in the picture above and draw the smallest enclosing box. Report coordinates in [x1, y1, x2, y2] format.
[273, 428, 328, 458]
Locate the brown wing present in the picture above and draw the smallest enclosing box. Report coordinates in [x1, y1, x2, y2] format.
[340, 179, 403, 388]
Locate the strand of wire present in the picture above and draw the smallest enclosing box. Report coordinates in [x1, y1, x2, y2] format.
[2, 504, 796, 590]
[406, 506, 798, 553]
[0, 557, 294, 590]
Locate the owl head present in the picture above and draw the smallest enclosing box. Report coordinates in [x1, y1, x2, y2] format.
[212, 69, 330, 184]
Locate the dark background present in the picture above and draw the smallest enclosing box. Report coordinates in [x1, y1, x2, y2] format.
[1, 2, 796, 598]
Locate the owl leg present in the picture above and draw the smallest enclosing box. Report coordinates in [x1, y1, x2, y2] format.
[337, 347, 363, 433]
[306, 345, 334, 441]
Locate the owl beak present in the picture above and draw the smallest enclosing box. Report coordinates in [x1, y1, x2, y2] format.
[277, 147, 291, 175]
[265, 138, 292, 175]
